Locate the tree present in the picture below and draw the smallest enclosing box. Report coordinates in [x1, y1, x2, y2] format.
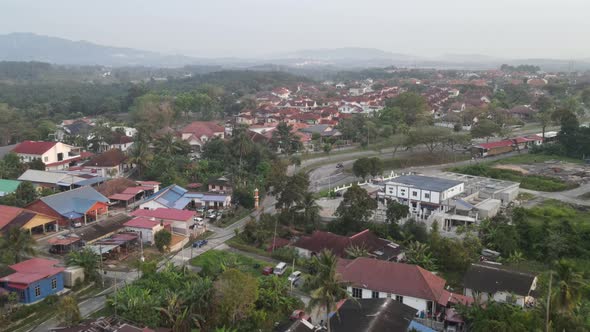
[386, 201, 410, 224]
[368, 157, 383, 178]
[384, 92, 430, 126]
[323, 143, 333, 155]
[157, 292, 192, 332]
[471, 119, 500, 142]
[308, 250, 353, 332]
[352, 157, 371, 180]
[155, 229, 172, 253]
[12, 181, 38, 207]
[388, 133, 409, 158]
[214, 269, 259, 327]
[0, 228, 36, 264]
[297, 192, 322, 230]
[270, 122, 302, 155]
[335, 184, 377, 223]
[56, 295, 81, 327]
[0, 152, 25, 179]
[409, 126, 454, 153]
[154, 133, 190, 156]
[27, 158, 46, 171]
[551, 260, 587, 314]
[405, 241, 437, 271]
[345, 244, 369, 259]
[274, 172, 310, 211]
[66, 248, 99, 281]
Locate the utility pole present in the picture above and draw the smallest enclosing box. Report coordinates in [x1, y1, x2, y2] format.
[99, 243, 105, 288]
[546, 271, 552, 332]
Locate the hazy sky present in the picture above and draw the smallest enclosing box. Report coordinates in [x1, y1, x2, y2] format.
[1, 0, 589, 59]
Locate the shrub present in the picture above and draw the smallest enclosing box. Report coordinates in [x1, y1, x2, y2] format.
[271, 247, 298, 262]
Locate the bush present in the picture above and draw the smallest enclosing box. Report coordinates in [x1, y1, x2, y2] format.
[154, 229, 172, 252]
[271, 247, 298, 262]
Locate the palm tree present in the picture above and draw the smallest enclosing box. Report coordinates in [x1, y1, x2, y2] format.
[154, 133, 179, 155]
[56, 295, 81, 327]
[345, 244, 369, 259]
[157, 292, 191, 332]
[298, 192, 322, 230]
[405, 241, 437, 271]
[0, 228, 36, 263]
[66, 248, 99, 281]
[308, 250, 353, 332]
[128, 140, 153, 177]
[551, 260, 587, 313]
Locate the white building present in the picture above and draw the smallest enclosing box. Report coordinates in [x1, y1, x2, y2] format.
[123, 217, 166, 244]
[384, 175, 464, 217]
[12, 141, 85, 171]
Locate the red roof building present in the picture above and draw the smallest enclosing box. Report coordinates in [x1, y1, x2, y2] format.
[130, 208, 194, 222]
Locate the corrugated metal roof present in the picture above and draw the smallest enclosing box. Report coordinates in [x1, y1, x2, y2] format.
[40, 186, 108, 217]
[388, 175, 463, 192]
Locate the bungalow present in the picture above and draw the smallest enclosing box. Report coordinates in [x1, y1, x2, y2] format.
[208, 176, 232, 193]
[292, 229, 404, 261]
[123, 217, 167, 244]
[0, 204, 59, 235]
[338, 257, 472, 315]
[26, 186, 109, 227]
[0, 258, 65, 303]
[180, 121, 225, 152]
[12, 141, 87, 171]
[463, 262, 537, 307]
[299, 124, 342, 138]
[82, 149, 128, 178]
[331, 298, 417, 332]
[139, 184, 232, 210]
[130, 208, 202, 237]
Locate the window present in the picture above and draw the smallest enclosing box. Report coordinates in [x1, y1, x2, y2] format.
[371, 291, 379, 299]
[412, 191, 418, 197]
[424, 193, 430, 199]
[352, 288, 362, 298]
[395, 295, 403, 303]
[34, 285, 41, 297]
[44, 156, 49, 162]
[51, 278, 57, 290]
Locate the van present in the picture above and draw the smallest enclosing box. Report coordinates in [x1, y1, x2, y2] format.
[273, 262, 288, 276]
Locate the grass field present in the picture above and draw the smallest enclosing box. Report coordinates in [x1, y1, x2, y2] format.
[494, 153, 582, 165]
[190, 249, 268, 277]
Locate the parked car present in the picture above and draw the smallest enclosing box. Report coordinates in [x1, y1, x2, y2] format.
[287, 271, 302, 283]
[192, 239, 208, 248]
[273, 262, 288, 276]
[207, 209, 216, 214]
[196, 207, 206, 213]
[193, 216, 204, 222]
[207, 212, 217, 219]
[262, 266, 274, 275]
[72, 222, 82, 228]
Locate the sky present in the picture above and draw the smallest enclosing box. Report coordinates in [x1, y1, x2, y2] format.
[1, 0, 589, 59]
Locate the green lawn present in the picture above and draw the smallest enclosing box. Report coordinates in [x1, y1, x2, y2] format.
[215, 207, 252, 228]
[226, 236, 272, 258]
[494, 153, 582, 165]
[450, 164, 577, 192]
[525, 199, 590, 226]
[190, 249, 269, 277]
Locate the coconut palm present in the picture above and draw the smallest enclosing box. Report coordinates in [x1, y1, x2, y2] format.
[308, 250, 353, 332]
[345, 244, 369, 259]
[551, 260, 587, 313]
[405, 241, 437, 271]
[0, 228, 36, 263]
[56, 295, 81, 327]
[298, 192, 322, 230]
[128, 140, 153, 177]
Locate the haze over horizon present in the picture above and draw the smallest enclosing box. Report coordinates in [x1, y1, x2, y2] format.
[2, 0, 589, 60]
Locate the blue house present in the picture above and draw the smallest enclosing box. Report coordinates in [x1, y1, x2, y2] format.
[0, 258, 65, 303]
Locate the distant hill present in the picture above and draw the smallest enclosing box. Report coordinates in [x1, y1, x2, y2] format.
[284, 47, 416, 60]
[0, 32, 198, 67]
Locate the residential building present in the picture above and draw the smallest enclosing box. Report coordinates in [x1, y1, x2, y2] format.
[299, 124, 342, 138]
[292, 229, 404, 261]
[139, 184, 231, 210]
[82, 149, 128, 178]
[207, 176, 232, 193]
[463, 262, 537, 307]
[123, 217, 167, 244]
[130, 208, 203, 237]
[331, 298, 417, 332]
[0, 204, 59, 234]
[0, 258, 65, 303]
[12, 141, 87, 171]
[0, 179, 20, 196]
[26, 186, 109, 227]
[383, 175, 464, 218]
[18, 169, 105, 191]
[337, 257, 471, 315]
[180, 121, 225, 152]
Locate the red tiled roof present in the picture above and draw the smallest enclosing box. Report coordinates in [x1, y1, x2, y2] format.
[181, 121, 224, 138]
[130, 208, 194, 221]
[0, 258, 64, 285]
[338, 257, 446, 302]
[12, 141, 56, 155]
[0, 205, 23, 229]
[439, 289, 474, 306]
[109, 193, 136, 201]
[475, 140, 514, 150]
[85, 149, 127, 167]
[293, 229, 389, 257]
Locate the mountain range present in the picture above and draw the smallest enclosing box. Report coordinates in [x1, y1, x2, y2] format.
[0, 32, 587, 71]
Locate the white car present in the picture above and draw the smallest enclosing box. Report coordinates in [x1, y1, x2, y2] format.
[193, 217, 204, 222]
[287, 271, 302, 283]
[207, 212, 217, 219]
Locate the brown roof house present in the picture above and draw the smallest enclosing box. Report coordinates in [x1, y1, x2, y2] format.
[292, 229, 404, 261]
[81, 149, 128, 178]
[180, 121, 225, 152]
[337, 257, 456, 316]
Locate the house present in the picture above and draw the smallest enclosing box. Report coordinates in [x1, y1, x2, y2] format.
[463, 262, 537, 307]
[337, 257, 471, 315]
[26, 186, 109, 227]
[123, 217, 167, 244]
[82, 149, 128, 178]
[130, 208, 203, 237]
[56, 119, 93, 141]
[383, 175, 464, 218]
[299, 124, 342, 138]
[12, 141, 87, 171]
[508, 105, 537, 120]
[139, 184, 232, 210]
[180, 121, 225, 152]
[0, 179, 20, 196]
[0, 258, 65, 303]
[0, 204, 59, 235]
[99, 132, 134, 152]
[18, 170, 86, 191]
[330, 298, 417, 332]
[292, 229, 404, 261]
[208, 176, 232, 193]
[50, 316, 164, 332]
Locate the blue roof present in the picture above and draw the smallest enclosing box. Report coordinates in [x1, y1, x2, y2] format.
[74, 177, 107, 187]
[390, 175, 463, 192]
[408, 321, 437, 332]
[41, 187, 109, 218]
[145, 184, 229, 208]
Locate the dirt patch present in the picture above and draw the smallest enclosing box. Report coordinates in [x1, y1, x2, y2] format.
[493, 164, 530, 174]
